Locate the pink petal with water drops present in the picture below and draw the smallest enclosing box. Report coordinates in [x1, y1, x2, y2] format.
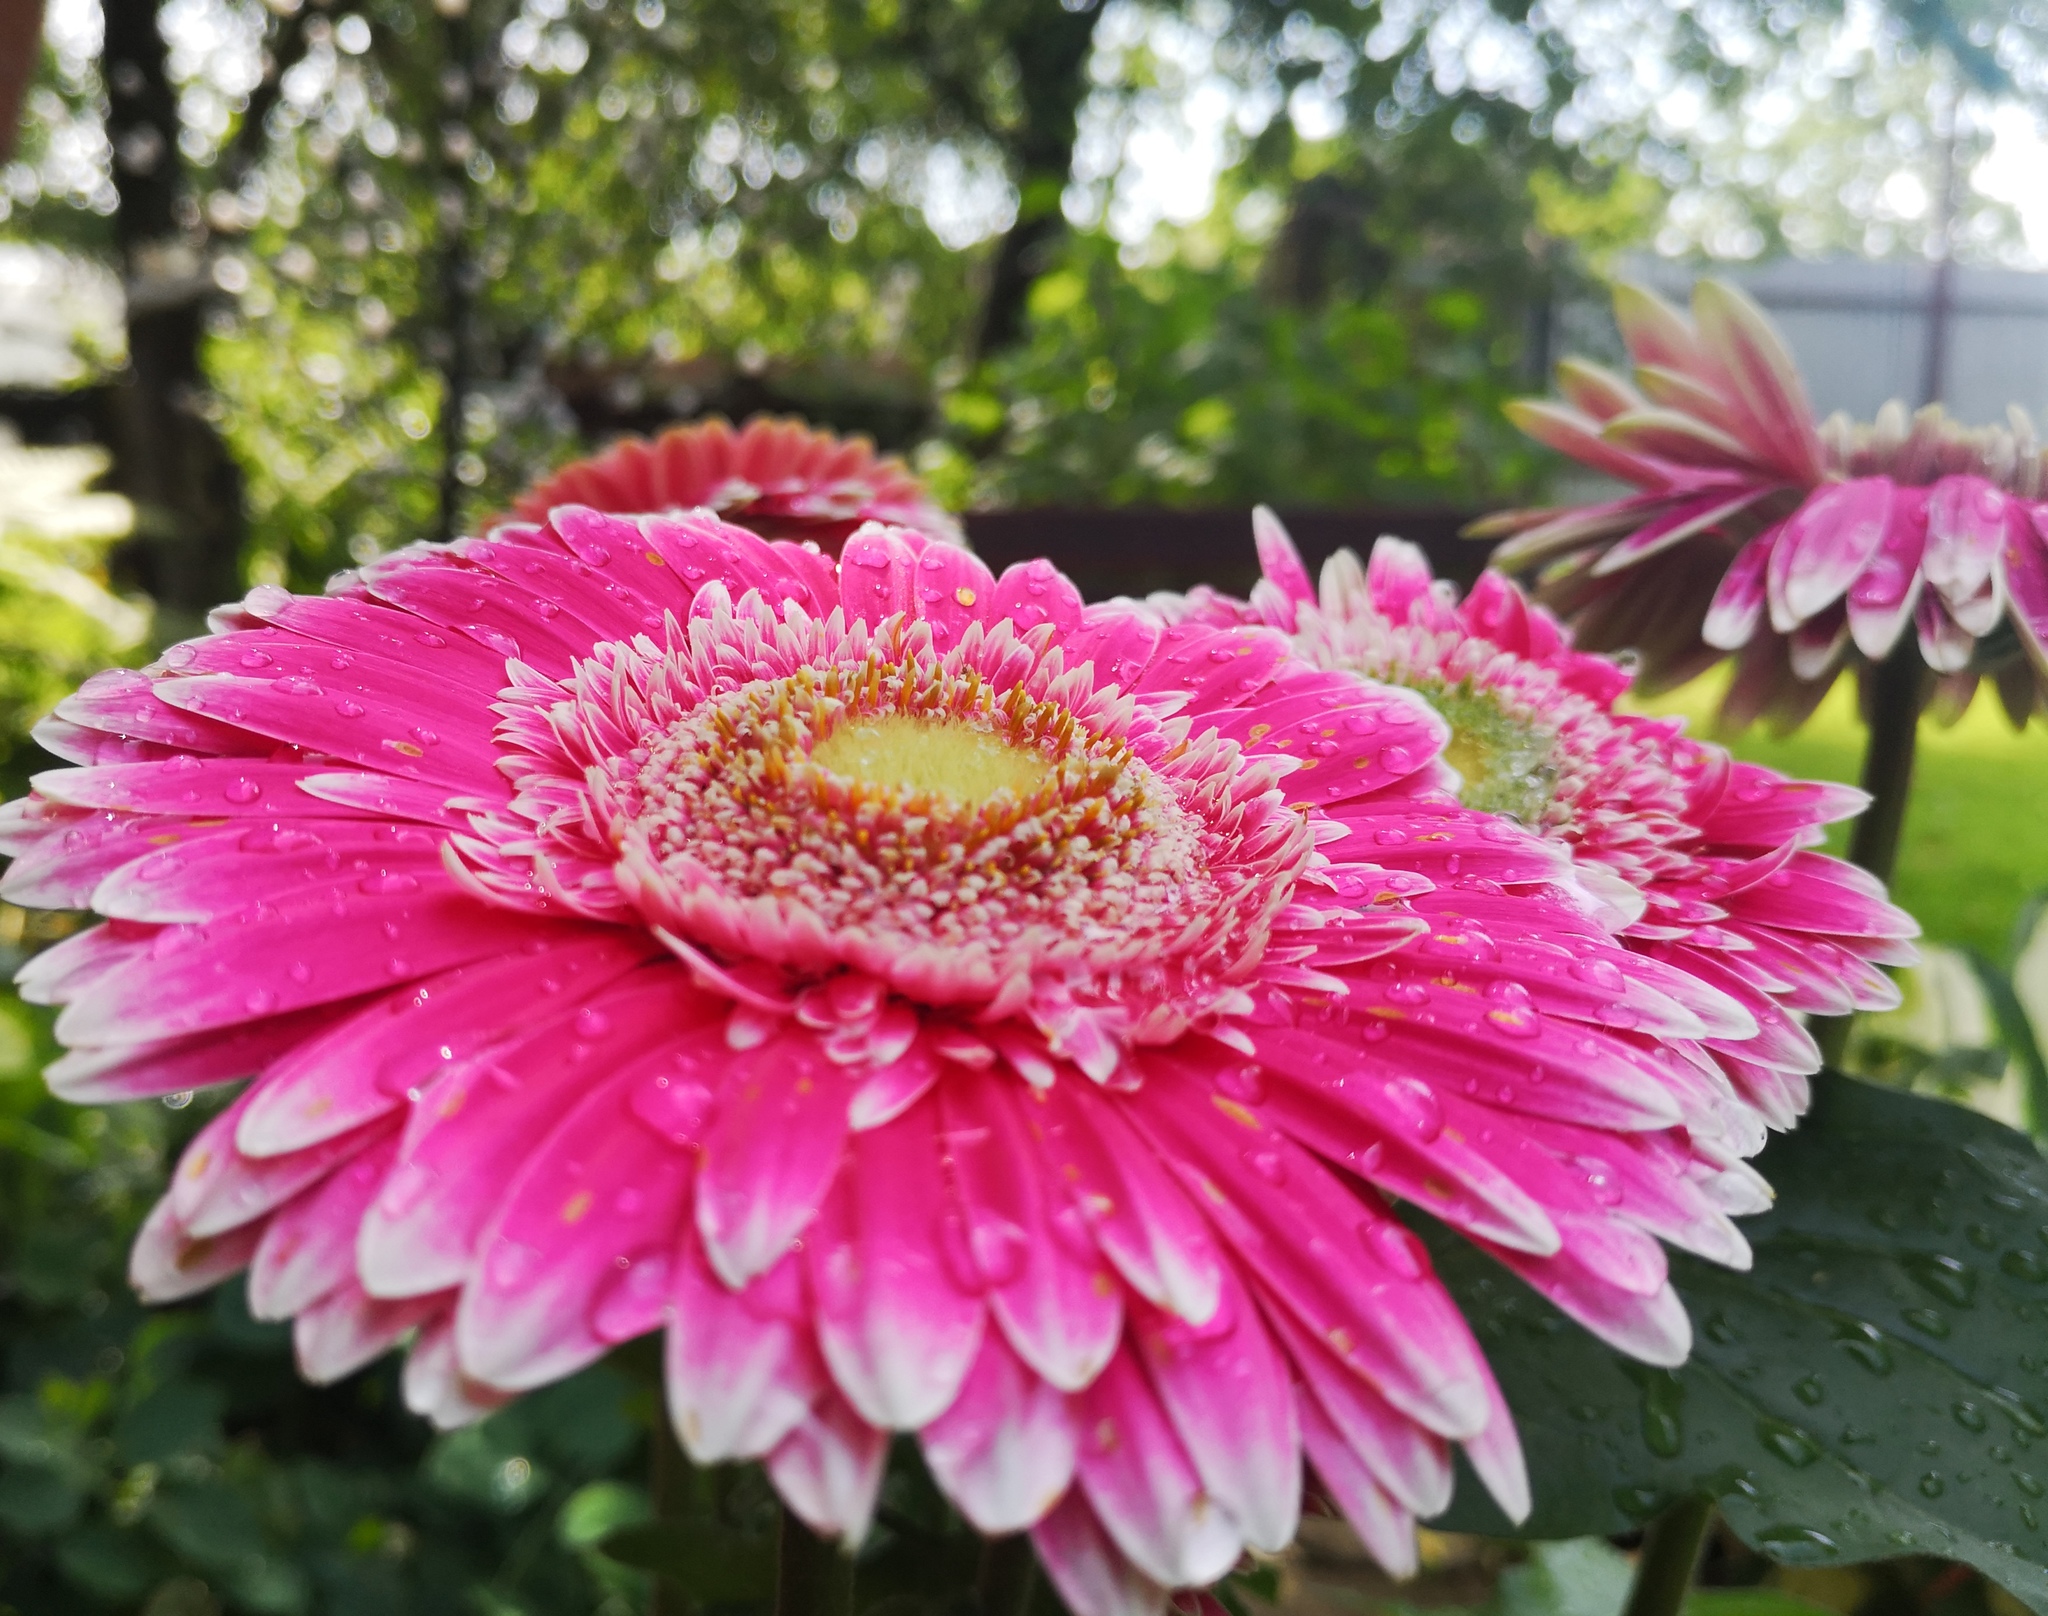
[1768, 478, 1892, 630]
[1922, 475, 2008, 608]
[362, 550, 597, 674]
[455, 1046, 705, 1389]
[0, 804, 189, 910]
[1062, 610, 1163, 693]
[908, 543, 998, 651]
[235, 930, 654, 1157]
[939, 1069, 1124, 1393]
[53, 667, 265, 756]
[1031, 1487, 1168, 1616]
[237, 585, 513, 685]
[1028, 1078, 1224, 1328]
[152, 669, 499, 791]
[1074, 1347, 1244, 1589]
[32, 759, 398, 821]
[1128, 1271, 1301, 1552]
[1129, 1084, 1489, 1442]
[171, 1080, 391, 1239]
[695, 1030, 854, 1289]
[988, 558, 1084, 637]
[834, 524, 926, 623]
[920, 1328, 1079, 1534]
[1251, 1050, 1560, 1257]
[666, 1239, 828, 1463]
[1262, 1299, 1450, 1518]
[15, 920, 145, 1008]
[55, 884, 563, 1047]
[808, 1097, 986, 1429]
[295, 1279, 447, 1384]
[249, 1129, 401, 1320]
[766, 1390, 890, 1545]
[356, 969, 705, 1298]
[92, 820, 446, 925]
[45, 1004, 348, 1105]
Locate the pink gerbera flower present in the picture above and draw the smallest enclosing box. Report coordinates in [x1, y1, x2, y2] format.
[509, 415, 962, 554]
[1478, 278, 2048, 725]
[1180, 510, 1918, 1140]
[6, 511, 1774, 1609]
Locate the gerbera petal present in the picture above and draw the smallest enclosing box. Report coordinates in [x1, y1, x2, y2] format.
[236, 931, 654, 1157]
[357, 969, 705, 1297]
[695, 1029, 854, 1289]
[940, 1069, 1124, 1392]
[54, 885, 562, 1047]
[666, 1240, 827, 1463]
[1074, 1348, 1245, 1589]
[808, 1098, 987, 1430]
[1031, 1487, 1169, 1616]
[455, 1047, 701, 1389]
[1299, 1394, 1419, 1579]
[765, 1390, 890, 1545]
[294, 1280, 446, 1384]
[1129, 1274, 1301, 1552]
[1029, 1079, 1225, 1328]
[920, 1328, 1079, 1534]
[249, 1130, 401, 1320]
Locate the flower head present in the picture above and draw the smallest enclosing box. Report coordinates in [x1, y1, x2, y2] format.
[1481, 278, 2048, 725]
[1179, 509, 1919, 1140]
[8, 512, 1783, 1611]
[509, 415, 962, 554]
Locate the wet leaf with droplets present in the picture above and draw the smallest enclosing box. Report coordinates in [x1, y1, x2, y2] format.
[1428, 1073, 2048, 1610]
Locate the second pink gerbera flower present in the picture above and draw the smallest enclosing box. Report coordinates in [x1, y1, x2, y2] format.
[7, 510, 1786, 1611]
[1179, 510, 1918, 1140]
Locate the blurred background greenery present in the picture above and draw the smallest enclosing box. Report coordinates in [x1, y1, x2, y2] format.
[4, 0, 2048, 1609]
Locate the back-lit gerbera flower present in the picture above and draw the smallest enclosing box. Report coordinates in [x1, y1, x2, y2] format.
[508, 414, 962, 553]
[1178, 510, 1918, 1143]
[1477, 278, 2048, 725]
[6, 513, 1771, 1611]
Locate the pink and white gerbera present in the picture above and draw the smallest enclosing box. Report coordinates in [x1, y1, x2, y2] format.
[1478, 277, 2048, 726]
[509, 415, 963, 554]
[6, 509, 1778, 1611]
[1178, 510, 1918, 1143]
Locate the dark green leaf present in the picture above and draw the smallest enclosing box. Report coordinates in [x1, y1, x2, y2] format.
[148, 1480, 271, 1570]
[0, 1464, 85, 1535]
[113, 1379, 227, 1464]
[56, 1522, 168, 1601]
[1430, 1073, 2048, 1609]
[596, 1519, 776, 1599]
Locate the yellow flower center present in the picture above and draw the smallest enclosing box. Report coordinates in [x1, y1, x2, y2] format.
[810, 714, 1057, 808]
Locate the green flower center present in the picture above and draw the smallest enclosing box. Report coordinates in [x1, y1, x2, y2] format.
[1410, 678, 1560, 826]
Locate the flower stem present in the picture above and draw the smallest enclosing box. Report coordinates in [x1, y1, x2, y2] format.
[1815, 644, 1925, 1065]
[977, 1534, 1038, 1616]
[775, 1504, 854, 1616]
[1622, 1494, 1716, 1616]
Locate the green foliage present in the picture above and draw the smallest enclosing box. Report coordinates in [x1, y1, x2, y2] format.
[0, 436, 147, 789]
[1428, 1073, 2048, 1610]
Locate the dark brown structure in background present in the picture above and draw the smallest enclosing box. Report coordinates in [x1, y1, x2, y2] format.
[966, 505, 1484, 603]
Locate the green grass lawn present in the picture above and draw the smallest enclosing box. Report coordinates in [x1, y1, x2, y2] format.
[1627, 673, 2048, 959]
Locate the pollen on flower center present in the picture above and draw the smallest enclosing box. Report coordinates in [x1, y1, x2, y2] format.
[809, 713, 1058, 808]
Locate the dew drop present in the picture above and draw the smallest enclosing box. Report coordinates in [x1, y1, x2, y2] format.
[574, 1007, 613, 1039]
[1756, 1418, 1818, 1467]
[222, 778, 261, 804]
